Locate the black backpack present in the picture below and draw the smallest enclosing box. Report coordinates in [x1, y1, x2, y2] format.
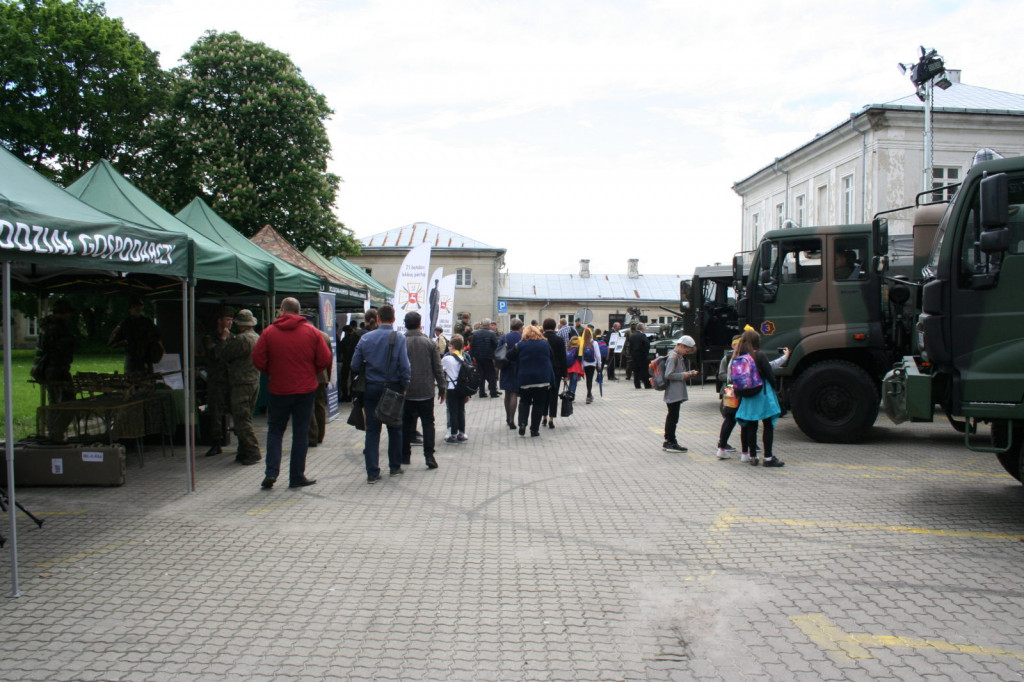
[455, 356, 480, 395]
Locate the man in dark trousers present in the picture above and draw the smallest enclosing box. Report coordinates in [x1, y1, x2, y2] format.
[202, 307, 234, 456]
[32, 298, 78, 406]
[351, 304, 411, 483]
[401, 311, 446, 470]
[222, 309, 262, 465]
[471, 318, 500, 398]
[252, 297, 332, 490]
[108, 295, 162, 374]
[629, 323, 652, 389]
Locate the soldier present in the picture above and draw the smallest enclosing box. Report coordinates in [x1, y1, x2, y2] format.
[222, 309, 262, 465]
[108, 295, 162, 374]
[453, 312, 471, 339]
[31, 299, 78, 405]
[202, 308, 234, 456]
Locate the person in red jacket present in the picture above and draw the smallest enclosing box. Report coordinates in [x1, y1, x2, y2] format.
[252, 297, 332, 490]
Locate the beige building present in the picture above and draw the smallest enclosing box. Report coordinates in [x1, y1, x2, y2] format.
[733, 71, 1024, 250]
[347, 222, 506, 326]
[499, 259, 682, 333]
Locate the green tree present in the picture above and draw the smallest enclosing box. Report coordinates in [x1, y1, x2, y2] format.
[137, 31, 358, 258]
[0, 0, 167, 185]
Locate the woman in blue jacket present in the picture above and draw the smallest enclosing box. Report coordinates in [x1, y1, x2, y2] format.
[509, 325, 555, 437]
[498, 319, 524, 429]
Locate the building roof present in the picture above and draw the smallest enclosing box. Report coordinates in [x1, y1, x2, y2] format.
[359, 222, 501, 250]
[734, 77, 1024, 188]
[501, 273, 683, 302]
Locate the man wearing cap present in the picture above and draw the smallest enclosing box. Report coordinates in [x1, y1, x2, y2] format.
[662, 335, 699, 453]
[470, 318, 500, 398]
[108, 295, 162, 374]
[32, 299, 78, 406]
[252, 297, 332, 490]
[201, 308, 234, 456]
[222, 309, 262, 465]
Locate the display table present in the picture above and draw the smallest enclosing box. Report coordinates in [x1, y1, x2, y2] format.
[37, 390, 176, 466]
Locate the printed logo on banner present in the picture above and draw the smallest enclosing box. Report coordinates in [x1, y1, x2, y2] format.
[399, 282, 423, 311]
[440, 295, 451, 312]
[82, 450, 104, 463]
[51, 458, 64, 475]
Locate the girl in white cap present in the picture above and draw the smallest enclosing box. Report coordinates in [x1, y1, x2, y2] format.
[662, 335, 699, 453]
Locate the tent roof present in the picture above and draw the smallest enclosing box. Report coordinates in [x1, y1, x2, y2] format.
[250, 225, 367, 304]
[302, 247, 393, 306]
[0, 146, 189, 279]
[176, 198, 323, 297]
[66, 161, 269, 293]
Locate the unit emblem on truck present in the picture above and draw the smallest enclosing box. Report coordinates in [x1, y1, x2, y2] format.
[760, 320, 776, 335]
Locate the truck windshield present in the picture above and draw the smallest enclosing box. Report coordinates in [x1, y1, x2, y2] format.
[923, 200, 955, 279]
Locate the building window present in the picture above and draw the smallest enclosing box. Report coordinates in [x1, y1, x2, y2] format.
[816, 184, 828, 225]
[751, 212, 760, 244]
[26, 316, 39, 338]
[456, 268, 472, 288]
[559, 313, 576, 326]
[795, 194, 805, 227]
[362, 267, 373, 276]
[841, 175, 854, 223]
[932, 166, 960, 202]
[776, 203, 785, 230]
[510, 312, 525, 323]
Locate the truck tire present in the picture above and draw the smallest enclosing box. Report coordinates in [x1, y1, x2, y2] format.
[790, 360, 878, 443]
[992, 421, 1023, 482]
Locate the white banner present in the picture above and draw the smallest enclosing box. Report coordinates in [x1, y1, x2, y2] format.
[393, 242, 431, 333]
[437, 274, 457, 338]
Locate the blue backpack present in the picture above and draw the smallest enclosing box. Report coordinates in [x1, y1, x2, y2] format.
[583, 343, 595, 362]
[597, 340, 609, 360]
[730, 353, 764, 397]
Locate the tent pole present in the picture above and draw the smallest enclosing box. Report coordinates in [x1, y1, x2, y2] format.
[183, 281, 195, 494]
[4, 261, 21, 598]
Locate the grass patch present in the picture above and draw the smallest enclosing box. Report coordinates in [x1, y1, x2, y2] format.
[0, 351, 124, 441]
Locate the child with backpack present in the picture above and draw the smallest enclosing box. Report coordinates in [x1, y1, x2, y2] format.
[714, 335, 743, 460]
[662, 335, 699, 453]
[731, 329, 790, 467]
[442, 334, 474, 443]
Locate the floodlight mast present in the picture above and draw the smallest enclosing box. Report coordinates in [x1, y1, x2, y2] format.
[898, 46, 949, 196]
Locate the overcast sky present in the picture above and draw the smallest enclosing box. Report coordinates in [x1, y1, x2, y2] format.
[105, 0, 1021, 277]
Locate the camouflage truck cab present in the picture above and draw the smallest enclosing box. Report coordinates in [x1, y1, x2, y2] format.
[883, 155, 1024, 482]
[735, 224, 916, 443]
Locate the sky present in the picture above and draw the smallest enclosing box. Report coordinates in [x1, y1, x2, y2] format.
[104, 0, 1023, 277]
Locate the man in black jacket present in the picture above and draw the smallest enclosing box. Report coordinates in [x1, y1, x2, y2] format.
[402, 312, 446, 469]
[628, 323, 652, 389]
[471, 318, 500, 398]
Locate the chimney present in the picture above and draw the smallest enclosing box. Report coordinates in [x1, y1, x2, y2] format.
[946, 69, 961, 84]
[627, 259, 639, 279]
[579, 259, 590, 279]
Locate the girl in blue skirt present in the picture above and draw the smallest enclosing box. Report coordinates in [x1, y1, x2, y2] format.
[733, 329, 790, 467]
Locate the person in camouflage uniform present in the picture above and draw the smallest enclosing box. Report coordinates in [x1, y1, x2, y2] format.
[222, 309, 261, 465]
[202, 308, 234, 456]
[32, 299, 78, 406]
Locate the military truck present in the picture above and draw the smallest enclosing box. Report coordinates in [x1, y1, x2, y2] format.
[882, 154, 1024, 481]
[731, 211, 920, 443]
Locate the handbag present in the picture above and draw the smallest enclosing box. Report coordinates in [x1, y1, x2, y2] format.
[494, 341, 510, 370]
[559, 385, 575, 418]
[346, 399, 366, 431]
[352, 370, 366, 394]
[372, 331, 405, 428]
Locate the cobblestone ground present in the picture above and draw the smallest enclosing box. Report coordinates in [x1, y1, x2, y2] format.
[2, 379, 1024, 681]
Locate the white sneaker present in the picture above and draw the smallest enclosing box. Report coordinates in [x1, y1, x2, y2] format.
[715, 448, 731, 460]
[740, 452, 751, 463]
[457, 432, 468, 442]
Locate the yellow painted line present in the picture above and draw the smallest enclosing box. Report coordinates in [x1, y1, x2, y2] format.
[720, 511, 1021, 540]
[800, 461, 1004, 478]
[1, 510, 88, 518]
[246, 498, 300, 516]
[793, 614, 1024, 662]
[36, 540, 140, 569]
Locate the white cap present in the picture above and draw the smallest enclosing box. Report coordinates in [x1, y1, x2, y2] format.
[678, 335, 696, 348]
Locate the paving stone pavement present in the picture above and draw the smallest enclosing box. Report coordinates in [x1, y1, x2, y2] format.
[3, 379, 1024, 681]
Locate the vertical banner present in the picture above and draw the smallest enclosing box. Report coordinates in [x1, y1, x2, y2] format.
[393, 242, 431, 333]
[318, 292, 340, 421]
[427, 267, 444, 333]
[437, 274, 457, 338]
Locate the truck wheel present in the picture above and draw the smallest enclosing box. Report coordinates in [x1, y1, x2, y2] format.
[790, 360, 878, 443]
[992, 421, 1023, 482]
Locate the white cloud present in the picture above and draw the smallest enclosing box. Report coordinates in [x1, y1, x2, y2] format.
[104, 0, 1024, 277]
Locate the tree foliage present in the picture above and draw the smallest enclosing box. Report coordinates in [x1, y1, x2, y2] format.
[135, 31, 358, 258]
[0, 0, 167, 184]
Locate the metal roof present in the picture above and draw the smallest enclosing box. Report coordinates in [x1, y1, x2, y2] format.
[501, 273, 683, 302]
[359, 222, 501, 250]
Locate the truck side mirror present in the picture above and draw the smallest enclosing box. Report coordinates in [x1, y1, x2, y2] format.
[732, 254, 744, 284]
[759, 240, 772, 270]
[980, 172, 1009, 229]
[872, 217, 889, 257]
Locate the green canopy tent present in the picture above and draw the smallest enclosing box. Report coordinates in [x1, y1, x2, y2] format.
[176, 198, 324, 303]
[303, 247, 393, 307]
[66, 161, 271, 299]
[0, 145, 194, 598]
[250, 225, 367, 309]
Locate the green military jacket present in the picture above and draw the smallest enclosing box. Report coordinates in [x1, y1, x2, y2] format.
[221, 328, 260, 386]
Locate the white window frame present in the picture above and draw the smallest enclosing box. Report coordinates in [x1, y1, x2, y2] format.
[510, 312, 525, 323]
[841, 174, 854, 224]
[455, 268, 472, 288]
[26, 316, 39, 338]
[776, 203, 785, 230]
[932, 166, 961, 202]
[795, 194, 805, 228]
[816, 184, 828, 225]
[559, 313, 576, 326]
[751, 212, 760, 245]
